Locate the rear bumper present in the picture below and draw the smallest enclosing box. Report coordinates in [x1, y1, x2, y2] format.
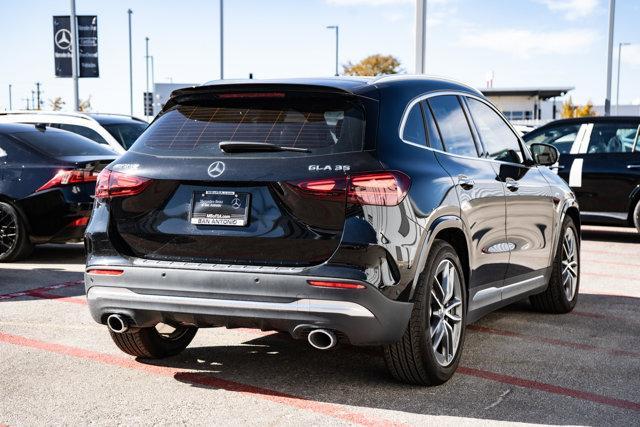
[85, 264, 413, 345]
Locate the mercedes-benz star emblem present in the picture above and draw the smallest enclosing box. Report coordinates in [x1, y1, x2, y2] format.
[55, 29, 72, 51]
[207, 161, 225, 178]
[231, 197, 242, 209]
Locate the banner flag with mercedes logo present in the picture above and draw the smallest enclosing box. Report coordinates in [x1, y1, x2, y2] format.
[53, 15, 99, 78]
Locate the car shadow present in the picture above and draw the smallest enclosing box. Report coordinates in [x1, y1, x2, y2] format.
[581, 226, 639, 243]
[136, 292, 639, 425]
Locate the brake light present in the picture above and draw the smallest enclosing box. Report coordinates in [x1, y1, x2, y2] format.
[95, 170, 151, 199]
[36, 169, 98, 192]
[307, 280, 366, 289]
[290, 171, 410, 206]
[218, 92, 285, 99]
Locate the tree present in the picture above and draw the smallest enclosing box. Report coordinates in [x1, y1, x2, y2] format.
[561, 97, 596, 118]
[575, 100, 595, 117]
[560, 97, 576, 118]
[49, 97, 65, 111]
[79, 96, 92, 112]
[343, 54, 402, 76]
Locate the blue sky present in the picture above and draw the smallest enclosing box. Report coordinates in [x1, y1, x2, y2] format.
[1, 0, 639, 117]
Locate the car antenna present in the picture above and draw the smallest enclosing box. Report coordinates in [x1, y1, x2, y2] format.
[34, 123, 47, 131]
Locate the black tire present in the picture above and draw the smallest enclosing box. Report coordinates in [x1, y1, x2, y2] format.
[633, 199, 640, 234]
[530, 216, 580, 313]
[383, 240, 466, 385]
[0, 201, 33, 262]
[109, 324, 198, 358]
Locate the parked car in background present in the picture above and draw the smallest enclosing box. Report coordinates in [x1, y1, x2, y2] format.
[0, 111, 148, 154]
[85, 76, 580, 385]
[0, 123, 115, 261]
[523, 116, 640, 233]
[512, 123, 536, 136]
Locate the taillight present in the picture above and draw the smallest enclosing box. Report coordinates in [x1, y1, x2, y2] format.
[36, 169, 98, 192]
[95, 169, 151, 199]
[289, 171, 410, 206]
[347, 172, 410, 206]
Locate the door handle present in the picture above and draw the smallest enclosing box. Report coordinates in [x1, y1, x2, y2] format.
[549, 165, 565, 170]
[505, 178, 519, 191]
[457, 175, 475, 190]
[627, 165, 640, 169]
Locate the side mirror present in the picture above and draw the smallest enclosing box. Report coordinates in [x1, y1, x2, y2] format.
[529, 143, 559, 166]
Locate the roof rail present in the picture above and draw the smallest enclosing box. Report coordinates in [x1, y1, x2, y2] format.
[0, 110, 97, 122]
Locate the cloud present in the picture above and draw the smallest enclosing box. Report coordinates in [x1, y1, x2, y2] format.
[458, 28, 598, 59]
[621, 45, 640, 67]
[534, 0, 599, 20]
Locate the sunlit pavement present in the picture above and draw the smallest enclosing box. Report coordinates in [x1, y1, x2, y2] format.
[1, 226, 638, 425]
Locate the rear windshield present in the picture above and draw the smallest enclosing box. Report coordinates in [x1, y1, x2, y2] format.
[103, 122, 148, 149]
[131, 94, 365, 156]
[10, 129, 116, 158]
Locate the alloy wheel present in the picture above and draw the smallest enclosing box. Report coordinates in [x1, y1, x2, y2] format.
[429, 259, 463, 366]
[0, 205, 18, 258]
[561, 227, 579, 301]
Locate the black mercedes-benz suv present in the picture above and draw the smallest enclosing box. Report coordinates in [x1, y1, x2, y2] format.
[85, 77, 580, 385]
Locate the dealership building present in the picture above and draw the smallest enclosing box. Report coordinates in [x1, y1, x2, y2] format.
[480, 87, 574, 123]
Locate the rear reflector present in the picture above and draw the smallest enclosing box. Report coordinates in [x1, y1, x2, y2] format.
[95, 170, 151, 199]
[86, 269, 124, 276]
[307, 280, 366, 289]
[290, 171, 410, 206]
[36, 169, 98, 192]
[69, 217, 89, 227]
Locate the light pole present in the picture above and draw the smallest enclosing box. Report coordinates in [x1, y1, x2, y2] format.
[8, 84, 12, 110]
[604, 0, 616, 116]
[415, 0, 427, 74]
[326, 25, 339, 76]
[616, 42, 631, 114]
[70, 0, 79, 111]
[145, 36, 149, 117]
[127, 9, 133, 116]
[220, 0, 224, 79]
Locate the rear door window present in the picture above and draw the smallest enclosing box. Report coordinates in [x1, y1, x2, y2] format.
[587, 122, 640, 153]
[427, 95, 478, 158]
[133, 94, 365, 157]
[422, 102, 445, 151]
[466, 98, 523, 163]
[401, 103, 426, 145]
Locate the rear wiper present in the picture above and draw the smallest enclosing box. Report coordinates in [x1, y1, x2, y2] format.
[219, 141, 310, 153]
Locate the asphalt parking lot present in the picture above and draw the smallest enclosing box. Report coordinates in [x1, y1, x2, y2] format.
[0, 225, 638, 426]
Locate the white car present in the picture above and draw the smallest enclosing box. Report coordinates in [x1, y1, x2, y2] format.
[0, 111, 148, 154]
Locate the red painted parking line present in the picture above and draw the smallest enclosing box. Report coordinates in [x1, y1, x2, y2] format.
[0, 280, 83, 301]
[24, 290, 86, 305]
[0, 332, 404, 427]
[458, 367, 640, 412]
[468, 325, 640, 358]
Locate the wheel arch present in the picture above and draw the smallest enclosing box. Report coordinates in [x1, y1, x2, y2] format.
[0, 195, 32, 234]
[627, 185, 640, 226]
[408, 215, 471, 301]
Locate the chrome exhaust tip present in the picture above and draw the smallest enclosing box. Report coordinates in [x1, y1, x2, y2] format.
[106, 314, 129, 334]
[307, 329, 337, 350]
